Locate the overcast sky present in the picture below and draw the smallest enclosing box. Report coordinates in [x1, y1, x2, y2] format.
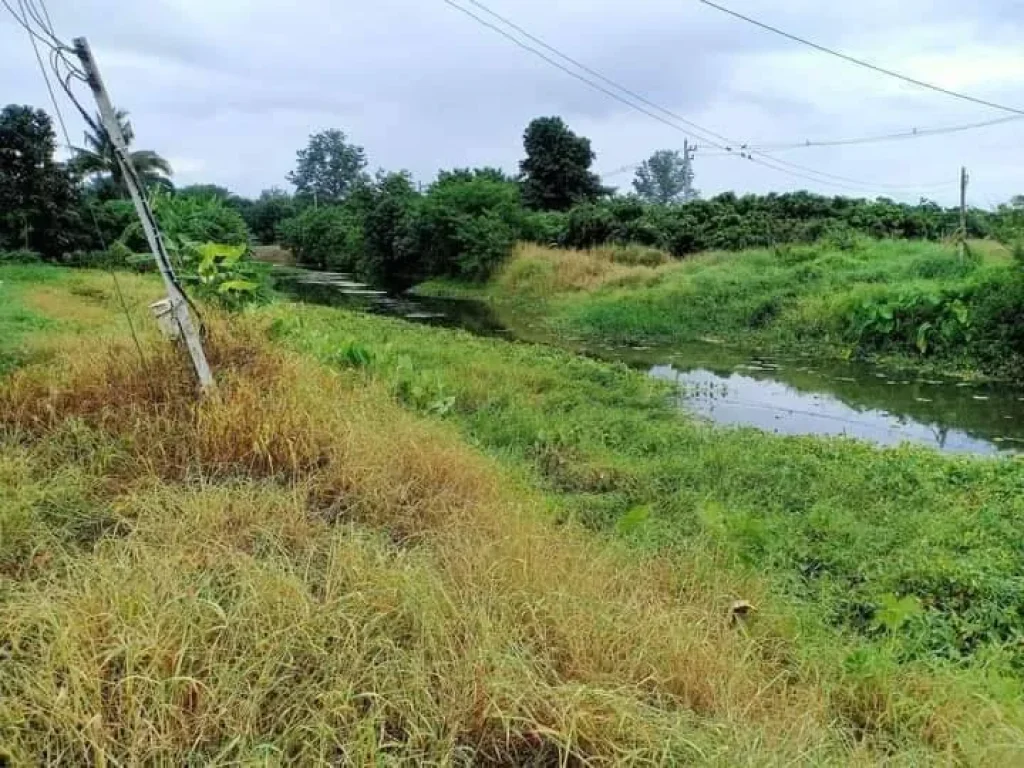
[3, 0, 1022, 206]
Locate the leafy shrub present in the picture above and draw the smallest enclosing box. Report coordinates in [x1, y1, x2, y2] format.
[360, 172, 420, 285]
[521, 210, 568, 246]
[410, 175, 524, 282]
[176, 242, 270, 310]
[565, 203, 615, 248]
[278, 205, 365, 272]
[818, 222, 863, 252]
[242, 188, 297, 245]
[142, 189, 250, 247]
[844, 286, 973, 358]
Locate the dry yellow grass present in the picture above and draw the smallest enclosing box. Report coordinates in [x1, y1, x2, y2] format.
[0, 320, 887, 764]
[3, 271, 1022, 763]
[497, 243, 673, 295]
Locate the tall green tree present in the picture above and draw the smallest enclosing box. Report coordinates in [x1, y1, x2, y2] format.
[244, 187, 298, 245]
[519, 117, 604, 211]
[0, 105, 83, 259]
[71, 109, 172, 194]
[633, 149, 697, 204]
[288, 129, 369, 203]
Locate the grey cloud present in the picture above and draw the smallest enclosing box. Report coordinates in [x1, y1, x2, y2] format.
[2, 0, 1021, 204]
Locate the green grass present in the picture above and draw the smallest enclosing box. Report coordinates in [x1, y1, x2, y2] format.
[273, 305, 1024, 679]
[0, 265, 60, 373]
[5, 266, 1024, 760]
[436, 240, 1024, 378]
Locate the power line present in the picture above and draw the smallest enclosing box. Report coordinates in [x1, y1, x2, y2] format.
[16, 0, 70, 144]
[440, 0, 870, 192]
[697, 114, 1024, 154]
[7, 0, 147, 360]
[1, 0, 62, 48]
[443, 0, 952, 193]
[600, 155, 956, 196]
[459, 0, 736, 150]
[450, 0, 875, 189]
[696, 0, 1024, 117]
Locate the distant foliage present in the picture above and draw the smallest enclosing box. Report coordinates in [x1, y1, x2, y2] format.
[288, 129, 369, 203]
[278, 205, 365, 272]
[0, 106, 84, 260]
[632, 149, 697, 204]
[280, 169, 524, 285]
[5, 100, 1024, 290]
[546, 192, 985, 257]
[520, 117, 605, 211]
[992, 195, 1024, 253]
[243, 188, 297, 245]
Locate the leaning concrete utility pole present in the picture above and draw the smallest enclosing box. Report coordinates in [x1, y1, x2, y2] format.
[72, 37, 214, 390]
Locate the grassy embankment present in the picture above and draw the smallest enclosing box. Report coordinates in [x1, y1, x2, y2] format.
[3, 264, 1024, 763]
[421, 239, 1024, 378]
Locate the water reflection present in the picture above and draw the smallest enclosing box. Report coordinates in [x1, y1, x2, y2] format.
[271, 267, 508, 337]
[651, 365, 1010, 455]
[271, 266, 1024, 457]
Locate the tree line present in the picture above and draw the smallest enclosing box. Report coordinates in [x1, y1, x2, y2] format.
[3, 102, 1022, 287]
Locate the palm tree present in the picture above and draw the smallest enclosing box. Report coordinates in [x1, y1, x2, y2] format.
[72, 109, 172, 191]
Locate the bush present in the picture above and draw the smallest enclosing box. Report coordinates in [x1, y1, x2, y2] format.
[409, 175, 524, 282]
[278, 205, 364, 271]
[521, 210, 568, 246]
[177, 242, 271, 310]
[565, 203, 616, 249]
[359, 172, 420, 285]
[87, 198, 139, 250]
[243, 189, 297, 245]
[143, 189, 250, 248]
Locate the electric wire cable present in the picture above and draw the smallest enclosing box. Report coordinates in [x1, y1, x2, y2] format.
[696, 114, 1024, 154]
[442, 0, 952, 193]
[8, 0, 147, 360]
[696, 0, 1024, 116]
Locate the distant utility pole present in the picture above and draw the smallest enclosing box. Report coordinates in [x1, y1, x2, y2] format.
[73, 37, 214, 391]
[959, 166, 969, 263]
[682, 139, 697, 202]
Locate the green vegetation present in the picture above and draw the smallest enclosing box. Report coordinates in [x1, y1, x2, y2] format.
[0, 105, 84, 260]
[274, 303, 1024, 668]
[632, 148, 698, 204]
[519, 116, 606, 211]
[7, 91, 1024, 760]
[3, 266, 1024, 762]
[6, 98, 1024, 293]
[441, 240, 1024, 379]
[71, 107, 173, 196]
[279, 168, 528, 285]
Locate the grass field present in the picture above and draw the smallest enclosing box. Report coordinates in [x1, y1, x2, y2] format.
[422, 240, 1024, 379]
[3, 264, 1024, 763]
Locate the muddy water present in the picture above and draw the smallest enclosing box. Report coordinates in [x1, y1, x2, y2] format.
[272, 266, 1024, 456]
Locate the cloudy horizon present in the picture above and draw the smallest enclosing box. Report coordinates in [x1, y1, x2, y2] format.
[3, 0, 1021, 207]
